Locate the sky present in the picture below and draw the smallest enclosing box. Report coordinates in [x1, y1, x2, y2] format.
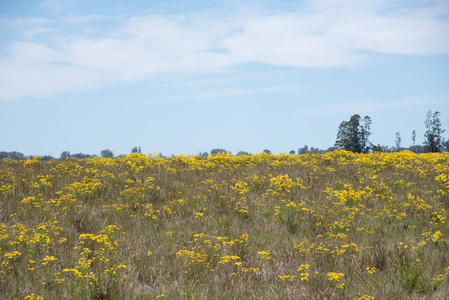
[0, 0, 448, 157]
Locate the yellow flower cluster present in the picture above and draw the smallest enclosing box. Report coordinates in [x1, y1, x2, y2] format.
[327, 272, 344, 282]
[257, 250, 271, 261]
[1, 150, 449, 298]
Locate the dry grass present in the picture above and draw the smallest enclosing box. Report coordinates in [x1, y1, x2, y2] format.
[0, 150, 448, 299]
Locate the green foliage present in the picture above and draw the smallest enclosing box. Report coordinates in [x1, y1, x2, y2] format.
[100, 149, 114, 158]
[237, 151, 250, 156]
[72, 153, 92, 159]
[0, 151, 8, 159]
[335, 114, 372, 153]
[60, 151, 71, 160]
[298, 145, 308, 154]
[210, 148, 228, 155]
[393, 254, 433, 294]
[0, 151, 25, 160]
[131, 147, 141, 153]
[424, 111, 446, 153]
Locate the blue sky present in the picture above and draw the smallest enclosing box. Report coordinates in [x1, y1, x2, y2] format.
[1, 0, 448, 157]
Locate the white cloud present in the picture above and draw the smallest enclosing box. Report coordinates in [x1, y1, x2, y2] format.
[222, 2, 449, 67]
[22, 26, 54, 38]
[0, 43, 110, 99]
[8, 42, 61, 62]
[298, 97, 449, 116]
[221, 14, 364, 68]
[194, 85, 295, 99]
[1, 0, 448, 99]
[63, 14, 115, 24]
[0, 59, 109, 99]
[329, 10, 449, 55]
[64, 16, 240, 81]
[145, 85, 296, 104]
[0, 17, 51, 27]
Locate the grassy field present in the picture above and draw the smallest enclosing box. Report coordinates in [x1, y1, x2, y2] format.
[1, 150, 448, 299]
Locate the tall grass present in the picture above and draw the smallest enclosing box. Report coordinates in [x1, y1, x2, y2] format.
[1, 150, 448, 299]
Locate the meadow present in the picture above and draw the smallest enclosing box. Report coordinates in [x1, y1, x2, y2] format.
[0, 150, 448, 299]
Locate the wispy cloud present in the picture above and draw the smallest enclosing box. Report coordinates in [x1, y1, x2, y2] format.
[65, 15, 240, 80]
[22, 26, 54, 38]
[63, 14, 116, 24]
[1, 0, 448, 99]
[0, 59, 110, 99]
[145, 85, 296, 104]
[298, 97, 449, 116]
[0, 17, 51, 27]
[222, 1, 449, 67]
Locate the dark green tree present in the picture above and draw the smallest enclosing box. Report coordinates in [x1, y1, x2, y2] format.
[381, 145, 392, 153]
[263, 149, 271, 154]
[210, 149, 228, 155]
[298, 145, 308, 155]
[309, 147, 321, 153]
[131, 147, 141, 153]
[60, 151, 70, 160]
[0, 151, 8, 159]
[335, 114, 372, 153]
[372, 144, 383, 152]
[424, 111, 445, 152]
[72, 153, 91, 159]
[100, 149, 114, 158]
[7, 151, 25, 160]
[38, 155, 55, 161]
[237, 151, 250, 156]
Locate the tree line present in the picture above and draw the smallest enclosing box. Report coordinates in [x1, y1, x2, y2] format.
[0, 147, 141, 161]
[334, 110, 447, 154]
[1, 110, 447, 160]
